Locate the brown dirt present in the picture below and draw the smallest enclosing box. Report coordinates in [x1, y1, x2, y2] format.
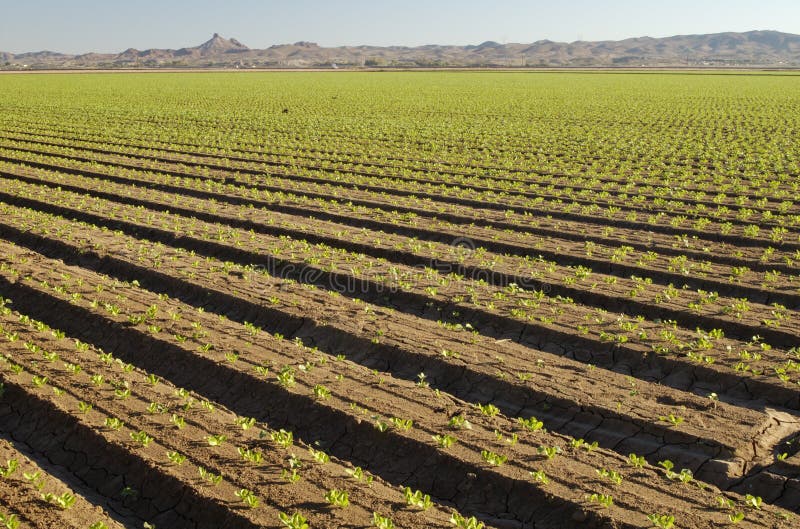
[0, 133, 798, 528]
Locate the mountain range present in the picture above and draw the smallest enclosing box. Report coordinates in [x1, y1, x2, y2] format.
[3, 30, 800, 69]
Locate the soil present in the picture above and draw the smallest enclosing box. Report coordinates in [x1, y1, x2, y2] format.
[0, 131, 797, 528]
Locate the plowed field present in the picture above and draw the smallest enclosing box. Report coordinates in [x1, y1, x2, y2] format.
[0, 71, 798, 528]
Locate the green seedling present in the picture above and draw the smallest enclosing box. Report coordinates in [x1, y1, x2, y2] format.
[325, 488, 350, 508]
[404, 487, 432, 510]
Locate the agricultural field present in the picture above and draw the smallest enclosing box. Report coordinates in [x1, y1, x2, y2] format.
[0, 70, 798, 528]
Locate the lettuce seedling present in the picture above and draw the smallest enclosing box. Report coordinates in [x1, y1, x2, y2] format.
[518, 416, 544, 432]
[41, 491, 76, 510]
[235, 488, 259, 508]
[278, 512, 308, 529]
[346, 466, 373, 484]
[390, 417, 413, 430]
[282, 466, 302, 484]
[0, 460, 17, 478]
[450, 511, 484, 528]
[206, 434, 227, 447]
[308, 447, 329, 464]
[744, 494, 762, 509]
[588, 493, 613, 508]
[658, 413, 684, 427]
[130, 431, 153, 447]
[433, 434, 457, 449]
[166, 450, 186, 465]
[480, 450, 507, 466]
[537, 445, 561, 460]
[238, 447, 263, 464]
[596, 468, 623, 485]
[530, 469, 548, 485]
[448, 414, 472, 430]
[0, 513, 19, 529]
[658, 460, 678, 480]
[313, 384, 331, 400]
[271, 429, 293, 448]
[104, 417, 124, 430]
[375, 420, 390, 432]
[234, 416, 256, 430]
[170, 414, 185, 429]
[372, 512, 394, 529]
[198, 466, 222, 485]
[277, 366, 296, 387]
[403, 487, 432, 510]
[477, 403, 499, 417]
[628, 453, 646, 468]
[647, 513, 675, 528]
[325, 488, 349, 508]
[23, 471, 44, 491]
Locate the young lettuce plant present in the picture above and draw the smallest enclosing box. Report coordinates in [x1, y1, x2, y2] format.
[41, 491, 76, 510]
[346, 466, 373, 485]
[647, 513, 675, 528]
[308, 446, 330, 464]
[170, 414, 186, 429]
[744, 494, 762, 510]
[281, 455, 302, 483]
[390, 417, 413, 430]
[587, 493, 614, 508]
[206, 434, 227, 447]
[234, 416, 257, 430]
[658, 413, 685, 427]
[530, 469, 549, 485]
[433, 433, 457, 449]
[477, 403, 499, 417]
[279, 512, 309, 529]
[271, 429, 293, 448]
[448, 414, 472, 430]
[518, 416, 544, 432]
[450, 511, 484, 529]
[313, 384, 331, 400]
[0, 459, 18, 478]
[403, 487, 432, 510]
[198, 466, 223, 486]
[537, 445, 561, 460]
[372, 512, 394, 529]
[325, 488, 349, 508]
[166, 450, 186, 465]
[104, 417, 124, 430]
[0, 513, 19, 529]
[238, 447, 263, 464]
[130, 431, 153, 448]
[481, 449, 507, 466]
[628, 453, 646, 468]
[596, 468, 623, 485]
[235, 488, 260, 508]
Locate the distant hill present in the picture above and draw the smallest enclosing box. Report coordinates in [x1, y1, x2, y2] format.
[2, 30, 800, 69]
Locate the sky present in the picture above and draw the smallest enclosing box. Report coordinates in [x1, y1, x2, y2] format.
[1, 0, 799, 54]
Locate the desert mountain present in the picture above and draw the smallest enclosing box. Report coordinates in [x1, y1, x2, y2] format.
[2, 30, 799, 69]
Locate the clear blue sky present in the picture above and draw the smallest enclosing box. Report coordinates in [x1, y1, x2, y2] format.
[1, 0, 798, 54]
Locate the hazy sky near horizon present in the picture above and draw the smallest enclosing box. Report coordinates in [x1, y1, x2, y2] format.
[1, 0, 798, 54]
